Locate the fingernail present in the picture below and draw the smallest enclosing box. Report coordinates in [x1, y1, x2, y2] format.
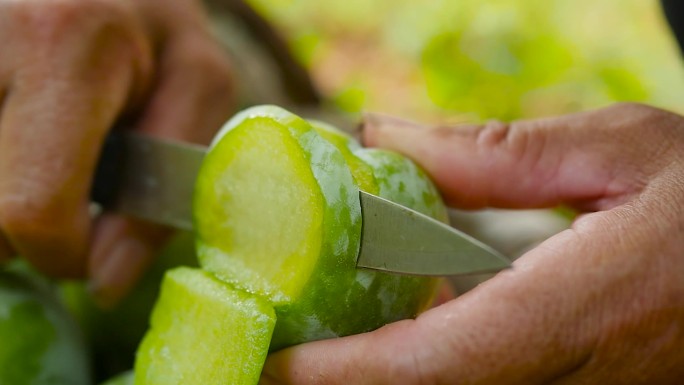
[88, 238, 150, 309]
[360, 112, 431, 147]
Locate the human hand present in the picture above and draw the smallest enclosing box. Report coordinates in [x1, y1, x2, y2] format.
[0, 0, 233, 307]
[261, 103, 684, 384]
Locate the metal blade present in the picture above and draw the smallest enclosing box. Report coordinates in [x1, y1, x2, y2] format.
[93, 132, 510, 277]
[357, 191, 511, 276]
[93, 131, 206, 231]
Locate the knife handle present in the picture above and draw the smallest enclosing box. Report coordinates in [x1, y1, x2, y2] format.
[91, 131, 126, 208]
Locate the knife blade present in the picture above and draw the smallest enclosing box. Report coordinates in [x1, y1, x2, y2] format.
[92, 131, 204, 231]
[92, 131, 510, 277]
[357, 191, 509, 275]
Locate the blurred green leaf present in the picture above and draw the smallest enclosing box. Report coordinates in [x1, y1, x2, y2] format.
[247, 0, 684, 120]
[597, 65, 649, 101]
[332, 85, 367, 113]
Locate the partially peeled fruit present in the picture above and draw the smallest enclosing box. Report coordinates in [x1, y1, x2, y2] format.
[134, 105, 448, 384]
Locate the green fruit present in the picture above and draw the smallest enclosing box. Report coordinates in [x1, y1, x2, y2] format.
[271, 148, 447, 350]
[308, 120, 377, 193]
[0, 269, 91, 385]
[354, 148, 448, 222]
[134, 267, 275, 385]
[195, 105, 360, 307]
[194, 105, 446, 350]
[100, 371, 133, 385]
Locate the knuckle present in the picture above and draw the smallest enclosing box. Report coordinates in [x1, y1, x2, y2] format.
[474, 119, 514, 148]
[178, 36, 234, 92]
[611, 102, 666, 129]
[18, 0, 81, 33]
[16, 0, 150, 84]
[0, 178, 88, 277]
[611, 101, 652, 114]
[612, 102, 683, 147]
[21, 0, 137, 46]
[192, 43, 235, 97]
[0, 188, 68, 245]
[475, 119, 538, 162]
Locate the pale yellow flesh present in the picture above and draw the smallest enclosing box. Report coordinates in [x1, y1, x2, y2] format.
[134, 267, 275, 385]
[196, 119, 324, 303]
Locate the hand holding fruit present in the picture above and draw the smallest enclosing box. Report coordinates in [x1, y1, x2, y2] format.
[262, 102, 684, 384]
[0, 0, 233, 307]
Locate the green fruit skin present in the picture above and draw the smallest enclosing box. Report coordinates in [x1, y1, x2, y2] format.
[195, 105, 447, 351]
[61, 232, 198, 382]
[354, 148, 449, 223]
[270, 147, 447, 350]
[308, 120, 377, 192]
[0, 269, 91, 385]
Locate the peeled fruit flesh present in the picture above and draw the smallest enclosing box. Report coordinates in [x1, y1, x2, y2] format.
[134, 267, 275, 385]
[194, 108, 360, 305]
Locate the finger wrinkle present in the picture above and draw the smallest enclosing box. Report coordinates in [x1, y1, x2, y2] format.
[474, 119, 511, 148]
[380, 320, 439, 385]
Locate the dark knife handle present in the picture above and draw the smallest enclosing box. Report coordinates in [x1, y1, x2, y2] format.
[90, 131, 126, 208]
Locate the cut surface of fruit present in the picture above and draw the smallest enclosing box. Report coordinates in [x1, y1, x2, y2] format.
[193, 105, 446, 352]
[134, 267, 275, 385]
[194, 105, 361, 306]
[196, 118, 324, 303]
[0, 270, 90, 385]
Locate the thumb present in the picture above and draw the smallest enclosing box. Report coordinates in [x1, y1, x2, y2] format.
[260, 230, 594, 385]
[361, 103, 672, 210]
[261, 321, 432, 385]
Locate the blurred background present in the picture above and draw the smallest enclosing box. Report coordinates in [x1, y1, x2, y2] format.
[243, 0, 684, 121]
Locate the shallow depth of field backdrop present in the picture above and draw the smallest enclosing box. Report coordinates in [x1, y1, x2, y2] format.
[246, 0, 684, 122]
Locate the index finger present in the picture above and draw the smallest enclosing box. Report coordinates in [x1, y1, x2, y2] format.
[0, 42, 148, 278]
[361, 104, 676, 211]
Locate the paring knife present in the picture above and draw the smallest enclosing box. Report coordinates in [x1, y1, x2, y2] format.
[91, 131, 511, 277]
